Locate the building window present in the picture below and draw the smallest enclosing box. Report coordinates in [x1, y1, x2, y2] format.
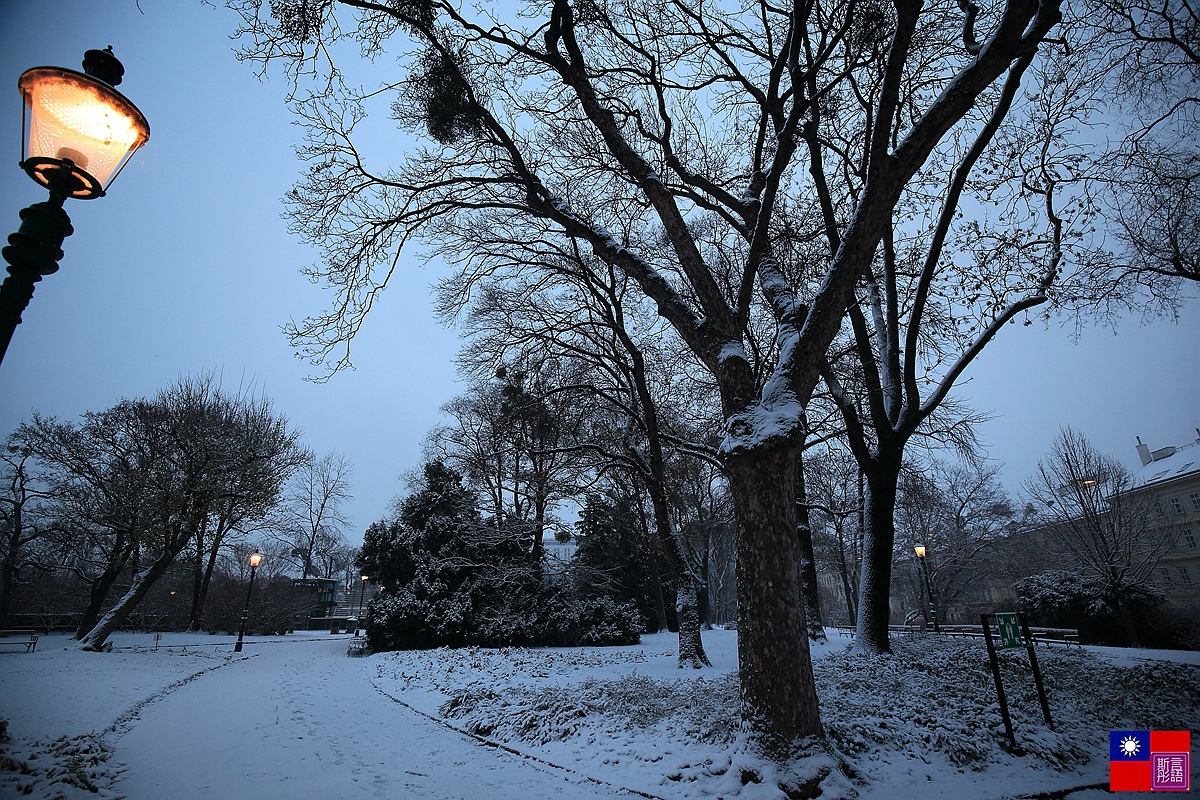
[1191, 492, 1200, 511]
[1161, 568, 1173, 586]
[1181, 567, 1193, 586]
[1184, 529, 1198, 549]
[1172, 497, 1184, 514]
[1156, 502, 1165, 517]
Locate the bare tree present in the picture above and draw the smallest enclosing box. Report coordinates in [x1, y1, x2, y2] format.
[0, 438, 61, 625]
[894, 458, 1016, 621]
[72, 377, 302, 651]
[1022, 427, 1177, 646]
[275, 451, 354, 579]
[19, 405, 163, 638]
[1048, 0, 1199, 319]
[231, 0, 1067, 755]
[806, 444, 864, 626]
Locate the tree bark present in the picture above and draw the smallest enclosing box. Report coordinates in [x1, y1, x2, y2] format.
[0, 561, 15, 628]
[649, 547, 669, 633]
[699, 530, 712, 630]
[1114, 586, 1142, 647]
[649, 490, 710, 668]
[832, 520, 858, 624]
[854, 460, 901, 653]
[79, 545, 184, 652]
[726, 441, 823, 754]
[76, 548, 132, 639]
[795, 458, 826, 641]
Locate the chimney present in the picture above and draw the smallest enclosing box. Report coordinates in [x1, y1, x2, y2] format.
[1136, 436, 1152, 466]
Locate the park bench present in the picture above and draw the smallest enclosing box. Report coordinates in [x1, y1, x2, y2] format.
[0, 630, 39, 653]
[1027, 628, 1081, 648]
[346, 636, 370, 657]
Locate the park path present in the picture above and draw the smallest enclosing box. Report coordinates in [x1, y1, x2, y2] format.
[113, 637, 626, 800]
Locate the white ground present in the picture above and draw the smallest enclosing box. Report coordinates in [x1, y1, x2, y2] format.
[1, 629, 1197, 800]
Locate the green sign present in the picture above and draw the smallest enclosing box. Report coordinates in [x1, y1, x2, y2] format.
[996, 612, 1023, 649]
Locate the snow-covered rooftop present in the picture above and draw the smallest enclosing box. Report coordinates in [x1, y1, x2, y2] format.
[1133, 433, 1200, 490]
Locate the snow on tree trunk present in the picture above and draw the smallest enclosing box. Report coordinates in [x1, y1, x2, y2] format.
[726, 441, 823, 753]
[78, 547, 180, 652]
[76, 561, 126, 640]
[854, 462, 900, 654]
[675, 585, 711, 669]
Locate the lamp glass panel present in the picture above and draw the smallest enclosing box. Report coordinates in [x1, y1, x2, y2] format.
[21, 69, 148, 189]
[914, 545, 926, 558]
[249, 553, 263, 568]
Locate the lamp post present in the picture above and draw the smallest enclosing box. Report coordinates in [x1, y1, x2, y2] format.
[354, 574, 369, 636]
[1, 47, 150, 365]
[914, 544, 940, 633]
[234, 550, 263, 653]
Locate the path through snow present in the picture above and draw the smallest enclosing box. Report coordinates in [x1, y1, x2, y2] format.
[113, 637, 627, 799]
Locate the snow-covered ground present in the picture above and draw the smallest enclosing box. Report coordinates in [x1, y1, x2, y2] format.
[1, 629, 1197, 799]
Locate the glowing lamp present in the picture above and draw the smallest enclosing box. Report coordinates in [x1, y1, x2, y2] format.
[914, 545, 926, 558]
[18, 47, 149, 200]
[249, 551, 263, 569]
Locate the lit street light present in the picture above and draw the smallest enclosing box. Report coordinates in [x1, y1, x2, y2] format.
[914, 544, 940, 633]
[1, 46, 149, 365]
[234, 550, 263, 653]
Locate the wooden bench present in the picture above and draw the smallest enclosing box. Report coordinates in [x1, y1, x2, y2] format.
[346, 636, 370, 657]
[1028, 628, 1081, 648]
[0, 631, 39, 653]
[835, 626, 855, 638]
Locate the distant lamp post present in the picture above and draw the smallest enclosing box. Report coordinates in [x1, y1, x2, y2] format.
[354, 574, 369, 636]
[914, 544, 940, 633]
[1, 47, 150, 365]
[234, 550, 263, 653]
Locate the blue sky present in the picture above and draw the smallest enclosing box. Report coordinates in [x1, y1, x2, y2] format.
[1, 0, 1197, 540]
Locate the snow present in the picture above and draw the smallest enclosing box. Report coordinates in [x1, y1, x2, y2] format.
[2, 630, 1198, 799]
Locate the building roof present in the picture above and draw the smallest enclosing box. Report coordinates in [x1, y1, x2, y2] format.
[1133, 435, 1200, 490]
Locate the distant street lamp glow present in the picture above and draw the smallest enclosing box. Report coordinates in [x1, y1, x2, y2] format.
[0, 47, 150, 365]
[913, 544, 939, 633]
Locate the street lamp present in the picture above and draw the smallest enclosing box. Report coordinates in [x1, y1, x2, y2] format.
[234, 550, 263, 653]
[913, 544, 940, 633]
[354, 574, 369, 636]
[1, 46, 150, 365]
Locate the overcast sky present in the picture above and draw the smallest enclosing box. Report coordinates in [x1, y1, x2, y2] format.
[1, 1, 1197, 543]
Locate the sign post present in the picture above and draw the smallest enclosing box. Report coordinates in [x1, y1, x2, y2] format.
[1018, 613, 1054, 729]
[981, 613, 1017, 750]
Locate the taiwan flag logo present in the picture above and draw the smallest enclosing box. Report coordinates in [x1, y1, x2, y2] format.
[1110, 730, 1191, 792]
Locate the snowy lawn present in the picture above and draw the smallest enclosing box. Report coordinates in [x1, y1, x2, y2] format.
[368, 629, 1200, 799]
[2, 628, 1198, 799]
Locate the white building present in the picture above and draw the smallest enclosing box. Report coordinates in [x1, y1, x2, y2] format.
[1133, 430, 1200, 602]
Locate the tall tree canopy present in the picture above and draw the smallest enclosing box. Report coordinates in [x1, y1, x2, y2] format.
[232, 0, 1071, 760]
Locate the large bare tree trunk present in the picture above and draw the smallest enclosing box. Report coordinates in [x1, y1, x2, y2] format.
[854, 461, 901, 653]
[726, 442, 823, 754]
